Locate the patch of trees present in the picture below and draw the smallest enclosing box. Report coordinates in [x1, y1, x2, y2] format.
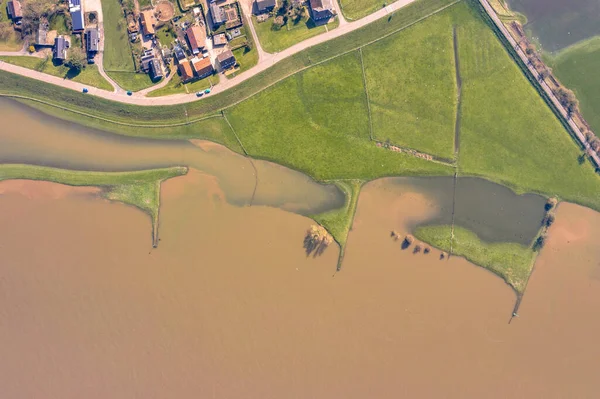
[21, 0, 59, 37]
[555, 87, 579, 115]
[66, 46, 87, 71]
[272, 0, 306, 30]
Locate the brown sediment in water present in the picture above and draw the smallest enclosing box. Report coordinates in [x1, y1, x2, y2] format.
[0, 179, 100, 199]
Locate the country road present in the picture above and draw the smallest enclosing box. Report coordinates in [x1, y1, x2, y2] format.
[0, 0, 419, 106]
[477, 0, 600, 168]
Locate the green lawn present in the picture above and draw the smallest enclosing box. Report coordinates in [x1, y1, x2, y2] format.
[252, 14, 333, 53]
[0, 164, 187, 244]
[102, 0, 137, 73]
[148, 73, 216, 97]
[415, 224, 535, 293]
[156, 25, 177, 47]
[0, 0, 23, 51]
[226, 51, 452, 180]
[455, 1, 600, 211]
[49, 13, 70, 35]
[105, 71, 157, 92]
[0, 56, 113, 90]
[362, 9, 456, 158]
[548, 36, 600, 135]
[339, 0, 398, 20]
[226, 13, 259, 78]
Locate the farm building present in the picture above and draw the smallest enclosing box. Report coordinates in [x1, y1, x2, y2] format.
[191, 57, 214, 79]
[255, 0, 276, 15]
[53, 36, 68, 62]
[309, 0, 335, 21]
[69, 0, 85, 32]
[217, 49, 236, 70]
[186, 25, 206, 55]
[140, 10, 157, 36]
[149, 59, 163, 81]
[86, 28, 99, 54]
[6, 0, 23, 21]
[213, 33, 227, 46]
[210, 3, 226, 28]
[178, 61, 194, 83]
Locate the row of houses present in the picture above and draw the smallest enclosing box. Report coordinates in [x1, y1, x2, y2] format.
[51, 28, 99, 63]
[253, 0, 336, 22]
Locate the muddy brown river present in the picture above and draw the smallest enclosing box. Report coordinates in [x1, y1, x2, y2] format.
[1, 101, 600, 397]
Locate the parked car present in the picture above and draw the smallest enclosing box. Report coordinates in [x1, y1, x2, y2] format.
[127, 91, 133, 96]
[87, 58, 95, 65]
[196, 91, 204, 97]
[82, 88, 89, 93]
[204, 89, 211, 94]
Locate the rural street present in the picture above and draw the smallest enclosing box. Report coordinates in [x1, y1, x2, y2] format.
[0, 0, 419, 105]
[477, 0, 600, 168]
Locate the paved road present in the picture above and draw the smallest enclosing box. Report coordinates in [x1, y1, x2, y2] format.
[0, 0, 419, 105]
[477, 0, 600, 168]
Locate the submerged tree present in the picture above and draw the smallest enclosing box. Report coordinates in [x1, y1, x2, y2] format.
[401, 234, 414, 249]
[303, 225, 333, 257]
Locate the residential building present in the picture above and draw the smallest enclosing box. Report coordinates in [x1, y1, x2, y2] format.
[309, 0, 335, 21]
[140, 49, 156, 71]
[6, 0, 23, 21]
[173, 45, 186, 61]
[86, 28, 99, 54]
[213, 33, 227, 46]
[255, 0, 276, 15]
[149, 59, 163, 81]
[140, 10, 156, 36]
[210, 3, 226, 28]
[191, 57, 214, 79]
[178, 61, 194, 83]
[53, 36, 68, 62]
[216, 49, 236, 70]
[186, 25, 206, 55]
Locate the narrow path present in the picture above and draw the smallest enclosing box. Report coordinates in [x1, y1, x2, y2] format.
[0, 0, 438, 105]
[137, 71, 175, 96]
[239, 0, 270, 61]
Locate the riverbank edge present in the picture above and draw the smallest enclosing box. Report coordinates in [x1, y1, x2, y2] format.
[0, 164, 188, 246]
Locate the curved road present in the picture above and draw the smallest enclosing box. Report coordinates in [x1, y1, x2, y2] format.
[0, 0, 419, 106]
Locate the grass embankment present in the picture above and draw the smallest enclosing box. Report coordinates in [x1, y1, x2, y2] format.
[456, 2, 600, 211]
[415, 225, 535, 293]
[102, 0, 156, 91]
[548, 36, 600, 135]
[338, 0, 398, 20]
[311, 180, 363, 267]
[362, 9, 457, 159]
[0, 164, 187, 245]
[0, 0, 23, 50]
[252, 15, 333, 53]
[0, 56, 113, 90]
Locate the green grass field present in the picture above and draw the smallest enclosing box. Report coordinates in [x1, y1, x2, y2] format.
[226, 19, 259, 78]
[106, 71, 157, 92]
[455, 2, 600, 211]
[252, 15, 332, 53]
[226, 51, 452, 180]
[362, 9, 456, 158]
[415, 224, 535, 292]
[49, 13, 69, 35]
[0, 56, 113, 90]
[548, 36, 600, 135]
[0, 164, 187, 243]
[339, 0, 397, 20]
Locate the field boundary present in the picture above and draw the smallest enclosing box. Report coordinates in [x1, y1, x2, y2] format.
[358, 48, 374, 140]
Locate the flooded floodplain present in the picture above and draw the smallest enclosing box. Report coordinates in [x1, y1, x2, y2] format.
[1, 172, 600, 398]
[2, 99, 600, 397]
[506, 0, 600, 51]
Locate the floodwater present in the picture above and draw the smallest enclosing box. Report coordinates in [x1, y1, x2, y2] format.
[0, 98, 344, 215]
[506, 0, 600, 51]
[1, 173, 600, 398]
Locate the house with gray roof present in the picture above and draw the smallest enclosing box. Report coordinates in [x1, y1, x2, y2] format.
[309, 0, 335, 22]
